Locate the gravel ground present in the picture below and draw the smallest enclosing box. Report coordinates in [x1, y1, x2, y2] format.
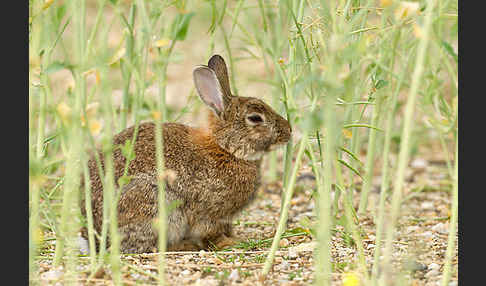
[34, 150, 458, 286]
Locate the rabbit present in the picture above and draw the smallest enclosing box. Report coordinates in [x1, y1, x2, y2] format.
[80, 54, 292, 253]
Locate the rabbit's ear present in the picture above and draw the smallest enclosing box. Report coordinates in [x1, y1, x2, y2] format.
[208, 55, 233, 105]
[193, 66, 226, 116]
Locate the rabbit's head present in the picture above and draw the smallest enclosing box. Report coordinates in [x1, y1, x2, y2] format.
[193, 55, 292, 161]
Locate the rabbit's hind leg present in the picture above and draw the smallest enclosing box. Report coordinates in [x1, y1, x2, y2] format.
[117, 173, 190, 254]
[119, 221, 158, 254]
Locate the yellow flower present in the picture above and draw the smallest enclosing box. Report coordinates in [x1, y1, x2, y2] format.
[380, 0, 393, 7]
[394, 1, 420, 20]
[154, 38, 171, 48]
[57, 102, 72, 124]
[80, 102, 100, 127]
[342, 272, 360, 286]
[152, 111, 162, 121]
[89, 119, 102, 136]
[42, 0, 55, 10]
[413, 23, 424, 38]
[342, 129, 353, 139]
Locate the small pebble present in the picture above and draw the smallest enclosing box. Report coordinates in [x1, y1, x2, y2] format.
[428, 262, 440, 271]
[181, 269, 191, 276]
[280, 260, 290, 270]
[279, 238, 290, 247]
[411, 158, 428, 170]
[288, 248, 298, 259]
[41, 269, 63, 281]
[228, 269, 240, 281]
[421, 201, 435, 209]
[404, 260, 427, 272]
[78, 236, 90, 255]
[432, 223, 449, 234]
[422, 231, 434, 239]
[425, 269, 439, 278]
[406, 225, 419, 233]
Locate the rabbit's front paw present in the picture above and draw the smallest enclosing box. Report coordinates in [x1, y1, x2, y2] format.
[168, 239, 202, 251]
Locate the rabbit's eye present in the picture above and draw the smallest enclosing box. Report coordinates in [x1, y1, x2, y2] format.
[246, 114, 264, 124]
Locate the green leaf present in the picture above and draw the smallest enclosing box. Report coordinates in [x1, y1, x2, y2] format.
[441, 41, 458, 63]
[45, 61, 67, 74]
[286, 227, 310, 235]
[118, 175, 133, 188]
[337, 159, 362, 179]
[172, 12, 195, 41]
[119, 140, 136, 162]
[56, 4, 66, 22]
[375, 79, 389, 90]
[338, 146, 363, 166]
[166, 200, 183, 214]
[342, 123, 383, 132]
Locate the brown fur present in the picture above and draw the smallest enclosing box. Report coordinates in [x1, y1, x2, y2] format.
[80, 55, 291, 253]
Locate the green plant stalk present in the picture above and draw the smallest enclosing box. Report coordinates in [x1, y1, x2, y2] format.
[262, 133, 308, 276]
[29, 2, 42, 279]
[36, 81, 47, 159]
[83, 0, 107, 63]
[99, 63, 122, 285]
[154, 79, 168, 286]
[379, 0, 437, 284]
[52, 1, 86, 277]
[257, 0, 268, 32]
[119, 3, 136, 131]
[335, 152, 368, 278]
[220, 26, 238, 96]
[154, 22, 175, 286]
[440, 133, 458, 286]
[52, 73, 84, 283]
[280, 43, 296, 194]
[82, 155, 97, 269]
[29, 181, 41, 280]
[313, 109, 334, 286]
[306, 141, 322, 191]
[341, 0, 378, 210]
[371, 41, 409, 283]
[135, 0, 169, 284]
[96, 5, 121, 266]
[33, 2, 52, 160]
[343, 185, 369, 280]
[332, 151, 344, 219]
[357, 90, 384, 215]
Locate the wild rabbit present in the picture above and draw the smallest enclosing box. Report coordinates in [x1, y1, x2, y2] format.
[80, 55, 292, 253]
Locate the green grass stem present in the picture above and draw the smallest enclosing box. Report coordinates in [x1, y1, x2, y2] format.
[379, 0, 438, 284]
[262, 133, 308, 276]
